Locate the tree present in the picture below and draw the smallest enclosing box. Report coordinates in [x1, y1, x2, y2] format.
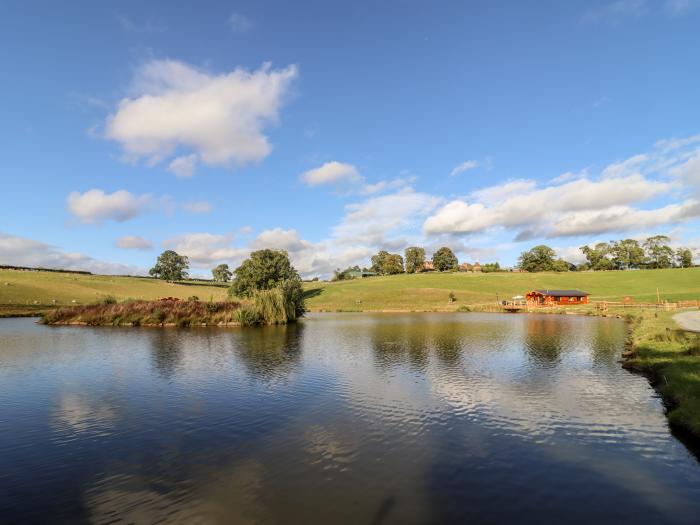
[333, 265, 361, 281]
[481, 262, 501, 273]
[552, 258, 574, 272]
[371, 250, 404, 275]
[432, 247, 458, 271]
[676, 247, 694, 268]
[518, 245, 556, 272]
[149, 250, 190, 281]
[404, 247, 426, 273]
[643, 235, 674, 269]
[212, 263, 232, 282]
[610, 239, 645, 270]
[580, 242, 613, 271]
[230, 249, 300, 297]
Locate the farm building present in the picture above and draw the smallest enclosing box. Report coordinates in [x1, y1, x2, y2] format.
[526, 289, 590, 306]
[421, 261, 435, 272]
[459, 263, 473, 272]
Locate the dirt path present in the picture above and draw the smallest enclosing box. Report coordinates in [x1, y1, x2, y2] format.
[674, 311, 700, 333]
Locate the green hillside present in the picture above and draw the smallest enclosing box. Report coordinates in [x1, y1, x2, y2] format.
[303, 268, 700, 311]
[0, 269, 228, 315]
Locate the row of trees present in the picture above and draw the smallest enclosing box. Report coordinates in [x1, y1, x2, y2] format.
[579, 235, 692, 271]
[518, 236, 695, 273]
[333, 246, 504, 279]
[369, 246, 460, 275]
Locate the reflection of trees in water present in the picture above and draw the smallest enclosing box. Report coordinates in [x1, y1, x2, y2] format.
[236, 323, 304, 380]
[589, 320, 624, 366]
[523, 317, 565, 366]
[149, 330, 184, 379]
[369, 318, 465, 371]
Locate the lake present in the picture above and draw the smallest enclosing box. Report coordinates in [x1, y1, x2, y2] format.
[1, 313, 700, 524]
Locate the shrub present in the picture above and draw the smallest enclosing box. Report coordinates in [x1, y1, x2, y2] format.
[102, 295, 117, 305]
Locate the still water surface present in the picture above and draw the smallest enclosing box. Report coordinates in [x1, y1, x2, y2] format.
[1, 313, 700, 524]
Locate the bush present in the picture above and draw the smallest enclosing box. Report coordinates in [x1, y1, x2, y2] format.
[187, 295, 199, 302]
[102, 295, 117, 305]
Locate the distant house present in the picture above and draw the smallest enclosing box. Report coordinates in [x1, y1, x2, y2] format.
[472, 262, 482, 272]
[421, 261, 435, 272]
[346, 270, 377, 279]
[459, 262, 473, 272]
[526, 289, 590, 306]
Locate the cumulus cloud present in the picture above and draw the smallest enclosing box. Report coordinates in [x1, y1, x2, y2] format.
[162, 233, 245, 267]
[0, 231, 143, 274]
[334, 188, 441, 246]
[182, 201, 212, 214]
[449, 160, 479, 177]
[105, 60, 297, 171]
[116, 236, 153, 250]
[424, 174, 671, 238]
[301, 161, 362, 187]
[168, 154, 197, 178]
[67, 189, 151, 224]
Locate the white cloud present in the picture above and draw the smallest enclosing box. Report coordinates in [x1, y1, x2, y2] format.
[168, 154, 197, 178]
[183, 201, 212, 214]
[301, 161, 362, 187]
[162, 233, 245, 267]
[116, 236, 153, 250]
[334, 188, 441, 246]
[449, 160, 479, 177]
[0, 232, 143, 275]
[105, 60, 297, 170]
[67, 189, 151, 224]
[228, 13, 253, 33]
[424, 173, 671, 238]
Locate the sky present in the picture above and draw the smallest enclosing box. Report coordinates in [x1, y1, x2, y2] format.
[1, 0, 700, 278]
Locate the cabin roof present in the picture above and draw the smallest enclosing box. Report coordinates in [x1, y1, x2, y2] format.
[530, 289, 590, 297]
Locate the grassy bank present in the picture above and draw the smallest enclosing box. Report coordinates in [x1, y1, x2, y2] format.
[303, 267, 700, 312]
[41, 284, 303, 327]
[0, 268, 228, 316]
[624, 310, 700, 438]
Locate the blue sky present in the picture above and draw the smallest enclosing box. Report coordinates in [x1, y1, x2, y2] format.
[1, 0, 699, 277]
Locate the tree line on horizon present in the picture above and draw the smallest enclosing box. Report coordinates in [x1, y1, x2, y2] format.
[146, 234, 694, 287]
[519, 235, 694, 273]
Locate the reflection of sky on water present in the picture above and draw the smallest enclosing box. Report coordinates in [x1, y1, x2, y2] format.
[1, 315, 700, 524]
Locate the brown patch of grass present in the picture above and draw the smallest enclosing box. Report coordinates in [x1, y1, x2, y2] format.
[41, 299, 243, 327]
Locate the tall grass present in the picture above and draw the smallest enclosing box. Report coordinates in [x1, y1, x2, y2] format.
[41, 282, 305, 327]
[236, 282, 305, 325]
[42, 299, 243, 327]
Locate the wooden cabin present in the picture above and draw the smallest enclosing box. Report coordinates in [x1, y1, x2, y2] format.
[526, 289, 590, 306]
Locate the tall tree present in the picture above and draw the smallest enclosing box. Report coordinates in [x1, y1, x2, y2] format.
[643, 235, 674, 269]
[675, 247, 694, 268]
[580, 242, 613, 270]
[212, 263, 232, 282]
[230, 249, 300, 297]
[518, 245, 556, 272]
[610, 239, 645, 270]
[371, 250, 404, 275]
[432, 247, 458, 271]
[149, 250, 190, 281]
[404, 246, 426, 273]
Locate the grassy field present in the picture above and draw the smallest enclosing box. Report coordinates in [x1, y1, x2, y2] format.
[303, 267, 700, 311]
[0, 269, 228, 316]
[626, 310, 700, 439]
